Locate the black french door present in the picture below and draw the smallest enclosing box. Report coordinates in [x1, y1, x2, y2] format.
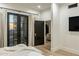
[7, 12, 28, 46]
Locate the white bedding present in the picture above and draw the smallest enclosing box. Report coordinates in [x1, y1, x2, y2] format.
[0, 44, 43, 56]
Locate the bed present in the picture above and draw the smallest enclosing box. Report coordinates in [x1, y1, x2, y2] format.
[0, 44, 44, 56]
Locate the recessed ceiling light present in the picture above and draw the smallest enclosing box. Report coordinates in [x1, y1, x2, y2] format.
[37, 5, 41, 8]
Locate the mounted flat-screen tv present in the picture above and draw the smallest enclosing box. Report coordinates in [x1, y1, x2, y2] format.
[69, 16, 79, 31]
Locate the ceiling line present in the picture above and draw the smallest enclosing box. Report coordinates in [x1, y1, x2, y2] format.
[0, 7, 39, 15]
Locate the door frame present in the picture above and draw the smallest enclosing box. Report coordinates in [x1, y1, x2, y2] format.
[7, 12, 29, 46]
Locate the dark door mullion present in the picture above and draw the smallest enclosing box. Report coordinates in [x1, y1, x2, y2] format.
[7, 13, 9, 46]
[26, 16, 28, 46]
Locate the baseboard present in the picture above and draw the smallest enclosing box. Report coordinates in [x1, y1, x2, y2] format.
[62, 47, 79, 55]
[51, 47, 59, 52]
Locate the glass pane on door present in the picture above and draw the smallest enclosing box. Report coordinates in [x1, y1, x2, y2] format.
[8, 14, 17, 46]
[20, 16, 28, 45]
[13, 15, 17, 46]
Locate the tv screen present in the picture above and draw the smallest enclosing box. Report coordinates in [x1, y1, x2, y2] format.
[69, 16, 79, 31]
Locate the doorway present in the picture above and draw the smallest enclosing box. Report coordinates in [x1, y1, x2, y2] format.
[7, 12, 28, 46]
[45, 20, 51, 50]
[35, 20, 51, 55]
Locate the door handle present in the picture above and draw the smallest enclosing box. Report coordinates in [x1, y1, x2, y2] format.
[35, 33, 36, 37]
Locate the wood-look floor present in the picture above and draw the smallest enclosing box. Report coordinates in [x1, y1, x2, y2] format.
[35, 41, 79, 56]
[53, 49, 79, 56]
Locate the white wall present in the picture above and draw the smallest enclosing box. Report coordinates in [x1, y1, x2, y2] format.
[51, 4, 61, 51]
[40, 9, 51, 21]
[0, 12, 4, 47]
[52, 3, 79, 53]
[59, 3, 79, 52]
[28, 15, 35, 46]
[0, 9, 7, 47]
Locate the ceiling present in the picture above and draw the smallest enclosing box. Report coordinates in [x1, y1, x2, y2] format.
[3, 3, 51, 12]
